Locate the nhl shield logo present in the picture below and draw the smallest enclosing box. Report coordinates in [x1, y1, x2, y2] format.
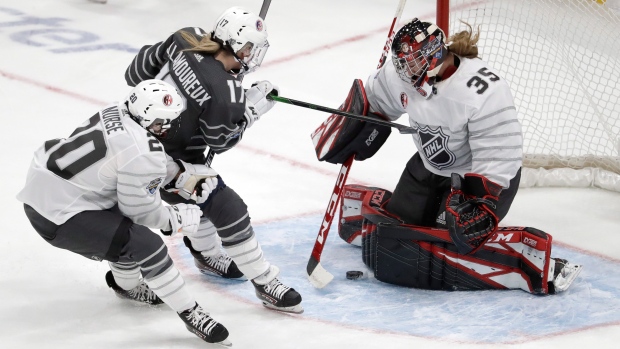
[417, 126, 455, 170]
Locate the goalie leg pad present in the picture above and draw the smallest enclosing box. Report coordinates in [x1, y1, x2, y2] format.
[364, 215, 555, 294]
[339, 184, 392, 246]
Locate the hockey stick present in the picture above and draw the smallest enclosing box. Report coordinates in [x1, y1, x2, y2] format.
[307, 155, 354, 288]
[268, 94, 415, 134]
[258, 0, 271, 19]
[305, 0, 407, 289]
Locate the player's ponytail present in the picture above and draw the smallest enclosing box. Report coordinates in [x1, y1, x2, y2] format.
[447, 21, 480, 59]
[180, 31, 221, 54]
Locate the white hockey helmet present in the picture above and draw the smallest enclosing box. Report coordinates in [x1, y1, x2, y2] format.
[212, 6, 269, 76]
[125, 79, 184, 136]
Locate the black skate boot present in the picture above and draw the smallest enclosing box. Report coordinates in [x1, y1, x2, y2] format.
[548, 258, 583, 294]
[183, 236, 244, 279]
[251, 266, 303, 314]
[178, 303, 231, 346]
[105, 271, 163, 305]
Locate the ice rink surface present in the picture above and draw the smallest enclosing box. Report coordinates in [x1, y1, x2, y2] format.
[2, 1, 620, 348]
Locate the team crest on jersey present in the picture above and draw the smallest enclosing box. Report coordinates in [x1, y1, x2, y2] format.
[146, 177, 163, 195]
[256, 20, 263, 31]
[417, 125, 455, 170]
[400, 92, 408, 108]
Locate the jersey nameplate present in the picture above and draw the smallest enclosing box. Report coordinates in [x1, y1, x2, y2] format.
[171, 54, 211, 106]
[100, 106, 126, 138]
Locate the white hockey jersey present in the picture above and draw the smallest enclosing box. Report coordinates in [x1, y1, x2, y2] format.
[17, 104, 177, 228]
[365, 57, 523, 188]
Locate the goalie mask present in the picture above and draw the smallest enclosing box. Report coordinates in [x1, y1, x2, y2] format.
[212, 6, 269, 76]
[125, 80, 184, 137]
[391, 18, 448, 96]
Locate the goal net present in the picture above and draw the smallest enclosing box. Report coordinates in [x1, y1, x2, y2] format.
[442, 0, 620, 191]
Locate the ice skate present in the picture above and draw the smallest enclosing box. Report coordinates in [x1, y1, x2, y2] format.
[183, 236, 245, 280]
[252, 266, 303, 314]
[178, 303, 231, 346]
[550, 258, 583, 293]
[105, 271, 163, 305]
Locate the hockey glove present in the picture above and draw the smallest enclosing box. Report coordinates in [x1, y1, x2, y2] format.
[195, 176, 219, 204]
[163, 203, 202, 236]
[244, 80, 279, 128]
[445, 173, 502, 254]
[168, 160, 218, 200]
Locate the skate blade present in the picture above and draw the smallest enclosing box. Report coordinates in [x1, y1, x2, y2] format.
[261, 302, 304, 314]
[215, 339, 232, 347]
[197, 269, 247, 281]
[555, 264, 584, 292]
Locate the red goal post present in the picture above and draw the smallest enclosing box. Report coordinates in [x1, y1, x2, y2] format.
[436, 0, 620, 191]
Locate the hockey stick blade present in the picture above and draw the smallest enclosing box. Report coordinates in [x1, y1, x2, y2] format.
[307, 259, 334, 289]
[268, 94, 415, 134]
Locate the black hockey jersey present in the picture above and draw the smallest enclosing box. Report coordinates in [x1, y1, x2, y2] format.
[125, 27, 246, 164]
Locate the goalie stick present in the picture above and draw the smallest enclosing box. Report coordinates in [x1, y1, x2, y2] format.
[305, 0, 407, 289]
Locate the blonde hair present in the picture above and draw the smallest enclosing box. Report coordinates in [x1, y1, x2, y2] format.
[180, 31, 221, 54]
[447, 21, 480, 59]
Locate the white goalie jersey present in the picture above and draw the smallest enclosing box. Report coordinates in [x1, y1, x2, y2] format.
[17, 104, 176, 228]
[365, 57, 523, 188]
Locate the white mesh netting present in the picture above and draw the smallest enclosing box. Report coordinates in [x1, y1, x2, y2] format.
[448, 0, 620, 191]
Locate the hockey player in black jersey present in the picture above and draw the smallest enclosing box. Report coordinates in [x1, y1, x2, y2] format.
[124, 7, 302, 314]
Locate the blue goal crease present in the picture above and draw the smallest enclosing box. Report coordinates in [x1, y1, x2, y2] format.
[177, 215, 620, 344]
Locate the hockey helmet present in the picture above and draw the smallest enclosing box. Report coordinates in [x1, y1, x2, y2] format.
[125, 79, 184, 136]
[391, 18, 448, 95]
[212, 6, 269, 76]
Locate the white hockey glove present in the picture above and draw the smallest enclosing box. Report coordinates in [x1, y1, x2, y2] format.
[163, 203, 203, 236]
[244, 80, 279, 128]
[195, 176, 219, 204]
[171, 160, 219, 200]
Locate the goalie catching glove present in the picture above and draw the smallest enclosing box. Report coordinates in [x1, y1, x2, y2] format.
[445, 173, 502, 254]
[167, 160, 219, 202]
[163, 203, 202, 236]
[244, 80, 279, 128]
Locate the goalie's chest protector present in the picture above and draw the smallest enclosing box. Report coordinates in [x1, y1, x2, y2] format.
[395, 59, 495, 175]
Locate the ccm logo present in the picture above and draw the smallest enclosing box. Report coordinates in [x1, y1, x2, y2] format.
[523, 237, 538, 248]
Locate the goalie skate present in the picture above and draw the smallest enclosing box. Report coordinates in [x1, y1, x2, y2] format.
[178, 303, 231, 347]
[105, 271, 163, 305]
[550, 258, 583, 293]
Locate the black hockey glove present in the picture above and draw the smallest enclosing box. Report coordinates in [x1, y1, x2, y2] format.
[445, 173, 502, 254]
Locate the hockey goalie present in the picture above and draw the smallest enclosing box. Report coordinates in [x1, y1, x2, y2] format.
[311, 18, 582, 295]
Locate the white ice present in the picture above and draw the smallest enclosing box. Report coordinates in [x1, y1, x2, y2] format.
[1, 1, 620, 348]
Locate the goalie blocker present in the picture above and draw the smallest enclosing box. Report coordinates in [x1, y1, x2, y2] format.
[311, 79, 391, 164]
[339, 184, 581, 295]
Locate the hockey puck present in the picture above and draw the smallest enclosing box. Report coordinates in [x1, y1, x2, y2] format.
[346, 271, 364, 280]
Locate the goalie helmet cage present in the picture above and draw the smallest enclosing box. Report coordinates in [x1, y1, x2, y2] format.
[436, 0, 620, 191]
